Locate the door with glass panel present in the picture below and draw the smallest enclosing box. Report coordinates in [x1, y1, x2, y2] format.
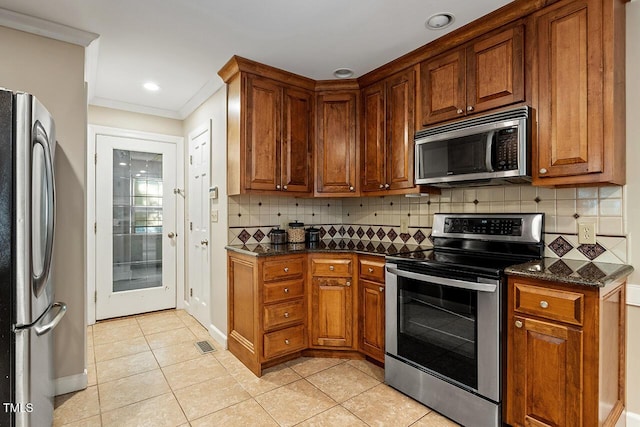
[95, 135, 177, 319]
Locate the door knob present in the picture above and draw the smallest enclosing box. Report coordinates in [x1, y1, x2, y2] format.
[167, 232, 175, 238]
[201, 239, 209, 246]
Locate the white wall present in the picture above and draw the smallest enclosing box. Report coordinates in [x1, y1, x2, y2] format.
[88, 105, 183, 136]
[0, 26, 87, 387]
[183, 86, 228, 345]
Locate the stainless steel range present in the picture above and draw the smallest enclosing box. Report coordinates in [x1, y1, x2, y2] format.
[385, 213, 544, 427]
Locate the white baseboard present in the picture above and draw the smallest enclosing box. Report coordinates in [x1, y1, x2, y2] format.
[628, 411, 640, 427]
[628, 283, 640, 307]
[208, 324, 227, 349]
[54, 371, 87, 396]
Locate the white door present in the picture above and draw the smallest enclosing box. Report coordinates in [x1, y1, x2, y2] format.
[95, 135, 177, 320]
[187, 125, 210, 327]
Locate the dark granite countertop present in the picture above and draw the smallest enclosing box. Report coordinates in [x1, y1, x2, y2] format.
[225, 239, 430, 258]
[505, 257, 634, 288]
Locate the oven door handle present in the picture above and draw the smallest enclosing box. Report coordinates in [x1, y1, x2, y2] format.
[386, 267, 498, 293]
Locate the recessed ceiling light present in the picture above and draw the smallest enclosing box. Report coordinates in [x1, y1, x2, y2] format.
[119, 162, 127, 166]
[143, 82, 160, 91]
[135, 173, 141, 177]
[333, 68, 354, 79]
[425, 13, 454, 30]
[140, 170, 146, 173]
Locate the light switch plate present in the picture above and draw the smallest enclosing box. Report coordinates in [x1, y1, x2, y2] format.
[400, 220, 408, 234]
[578, 222, 596, 245]
[211, 210, 218, 223]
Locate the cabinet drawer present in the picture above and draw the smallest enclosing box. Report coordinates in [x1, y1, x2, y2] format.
[514, 283, 584, 326]
[311, 258, 353, 277]
[263, 279, 304, 304]
[263, 325, 305, 359]
[263, 299, 305, 331]
[263, 257, 304, 282]
[359, 257, 385, 282]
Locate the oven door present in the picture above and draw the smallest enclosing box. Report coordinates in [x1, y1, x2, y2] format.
[385, 263, 501, 402]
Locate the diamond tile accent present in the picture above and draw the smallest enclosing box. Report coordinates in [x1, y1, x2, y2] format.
[238, 230, 251, 244]
[356, 227, 365, 239]
[347, 241, 355, 250]
[577, 263, 606, 280]
[548, 236, 573, 257]
[319, 227, 327, 238]
[366, 227, 375, 239]
[376, 228, 386, 240]
[386, 245, 398, 255]
[347, 227, 355, 237]
[328, 226, 337, 237]
[356, 241, 365, 251]
[338, 226, 346, 236]
[366, 242, 375, 252]
[399, 233, 411, 243]
[375, 243, 386, 253]
[387, 229, 398, 241]
[577, 243, 606, 260]
[252, 229, 265, 242]
[413, 230, 426, 244]
[328, 240, 337, 250]
[428, 233, 434, 244]
[547, 260, 573, 276]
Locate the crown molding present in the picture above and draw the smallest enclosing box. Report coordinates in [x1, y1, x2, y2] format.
[0, 8, 98, 46]
[178, 77, 224, 120]
[90, 97, 182, 120]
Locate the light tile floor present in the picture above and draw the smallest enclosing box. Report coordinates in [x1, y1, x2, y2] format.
[54, 309, 460, 427]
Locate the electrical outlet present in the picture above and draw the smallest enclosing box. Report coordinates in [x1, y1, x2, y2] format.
[211, 209, 218, 223]
[400, 220, 408, 234]
[578, 222, 596, 245]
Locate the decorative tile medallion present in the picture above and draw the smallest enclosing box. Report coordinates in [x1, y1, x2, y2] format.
[338, 226, 346, 237]
[387, 229, 398, 242]
[238, 229, 251, 244]
[577, 263, 606, 280]
[366, 227, 375, 239]
[547, 259, 573, 276]
[319, 227, 327, 238]
[328, 226, 337, 237]
[347, 241, 356, 250]
[252, 229, 265, 242]
[376, 228, 386, 240]
[577, 243, 606, 260]
[399, 233, 411, 243]
[548, 236, 573, 257]
[366, 242, 376, 252]
[428, 233, 434, 244]
[356, 227, 365, 239]
[356, 241, 365, 251]
[413, 230, 426, 244]
[347, 226, 355, 237]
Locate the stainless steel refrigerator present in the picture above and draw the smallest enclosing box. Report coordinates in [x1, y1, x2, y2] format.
[0, 88, 67, 427]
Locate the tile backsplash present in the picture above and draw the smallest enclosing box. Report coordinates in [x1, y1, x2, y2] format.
[227, 184, 627, 263]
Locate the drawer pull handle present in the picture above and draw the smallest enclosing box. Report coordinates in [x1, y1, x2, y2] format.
[515, 320, 523, 328]
[284, 339, 290, 345]
[379, 287, 384, 292]
[540, 300, 549, 309]
[283, 287, 289, 294]
[346, 281, 351, 287]
[284, 267, 289, 273]
[284, 312, 290, 318]
[368, 268, 374, 273]
[329, 266, 335, 271]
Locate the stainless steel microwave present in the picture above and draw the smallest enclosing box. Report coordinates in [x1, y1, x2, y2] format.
[415, 106, 531, 187]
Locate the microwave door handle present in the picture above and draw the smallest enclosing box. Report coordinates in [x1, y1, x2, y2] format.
[485, 130, 495, 172]
[386, 267, 498, 293]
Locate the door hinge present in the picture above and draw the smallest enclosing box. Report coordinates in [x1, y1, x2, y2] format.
[94, 291, 97, 303]
[190, 222, 193, 231]
[94, 222, 97, 233]
[189, 155, 193, 165]
[94, 153, 97, 164]
[190, 288, 193, 297]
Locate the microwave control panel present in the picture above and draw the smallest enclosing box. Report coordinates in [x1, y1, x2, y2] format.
[493, 128, 519, 171]
[444, 217, 523, 236]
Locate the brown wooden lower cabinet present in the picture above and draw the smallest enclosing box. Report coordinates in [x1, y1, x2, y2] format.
[358, 255, 386, 362]
[506, 276, 626, 427]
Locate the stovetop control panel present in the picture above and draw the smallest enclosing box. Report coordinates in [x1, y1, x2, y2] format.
[443, 217, 523, 236]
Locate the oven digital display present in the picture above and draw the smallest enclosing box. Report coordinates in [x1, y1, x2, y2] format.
[444, 217, 522, 236]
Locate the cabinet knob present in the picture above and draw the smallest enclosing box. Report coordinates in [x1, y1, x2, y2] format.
[457, 109, 463, 114]
[276, 184, 281, 189]
[284, 312, 290, 318]
[349, 185, 355, 192]
[379, 184, 384, 189]
[515, 320, 523, 328]
[329, 265, 334, 271]
[540, 300, 549, 309]
[283, 287, 289, 294]
[384, 183, 390, 189]
[368, 268, 374, 273]
[283, 185, 288, 190]
[539, 168, 548, 174]
[284, 267, 289, 273]
[379, 287, 384, 292]
[284, 339, 290, 345]
[346, 281, 351, 287]
[467, 105, 474, 112]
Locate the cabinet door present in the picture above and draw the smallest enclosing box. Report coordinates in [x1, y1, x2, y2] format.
[386, 68, 416, 190]
[310, 277, 354, 348]
[507, 316, 583, 427]
[282, 87, 313, 193]
[359, 280, 384, 361]
[420, 49, 466, 126]
[245, 76, 281, 191]
[467, 25, 524, 114]
[316, 92, 358, 195]
[361, 82, 386, 192]
[535, 0, 603, 181]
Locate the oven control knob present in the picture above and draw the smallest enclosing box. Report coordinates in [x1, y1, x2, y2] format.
[515, 320, 523, 328]
[540, 300, 549, 309]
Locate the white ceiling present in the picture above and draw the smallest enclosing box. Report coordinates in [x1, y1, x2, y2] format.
[0, 0, 512, 119]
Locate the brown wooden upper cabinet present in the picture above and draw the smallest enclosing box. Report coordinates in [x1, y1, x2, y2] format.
[362, 67, 416, 193]
[219, 57, 314, 196]
[531, 0, 625, 186]
[315, 90, 360, 196]
[420, 25, 524, 126]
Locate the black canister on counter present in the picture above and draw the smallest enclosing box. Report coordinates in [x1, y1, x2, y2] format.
[305, 226, 320, 244]
[268, 227, 287, 245]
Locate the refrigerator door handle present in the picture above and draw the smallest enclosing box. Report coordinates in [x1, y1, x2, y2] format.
[33, 302, 66, 336]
